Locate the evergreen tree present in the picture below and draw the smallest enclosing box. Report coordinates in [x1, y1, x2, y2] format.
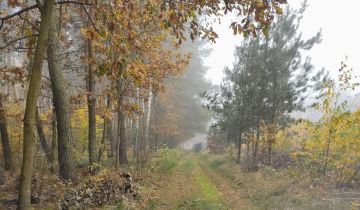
[205, 2, 327, 165]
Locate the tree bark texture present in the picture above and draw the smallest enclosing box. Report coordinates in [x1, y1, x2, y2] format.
[35, 108, 51, 162]
[0, 93, 14, 171]
[87, 35, 96, 166]
[18, 1, 55, 209]
[47, 9, 74, 180]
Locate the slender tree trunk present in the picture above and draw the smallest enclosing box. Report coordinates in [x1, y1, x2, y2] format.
[50, 111, 57, 172]
[115, 78, 128, 165]
[35, 109, 51, 162]
[0, 166, 4, 185]
[268, 142, 272, 165]
[115, 116, 119, 168]
[98, 96, 111, 162]
[131, 117, 136, 161]
[323, 125, 334, 176]
[153, 99, 158, 152]
[253, 128, 259, 162]
[18, 1, 55, 209]
[266, 34, 278, 167]
[98, 119, 107, 163]
[106, 99, 113, 159]
[134, 90, 140, 163]
[134, 112, 140, 163]
[246, 142, 250, 160]
[87, 30, 96, 167]
[108, 124, 115, 159]
[0, 93, 13, 171]
[154, 134, 158, 152]
[109, 121, 115, 159]
[236, 131, 242, 164]
[117, 95, 128, 165]
[47, 9, 74, 180]
[144, 85, 152, 163]
[139, 99, 146, 164]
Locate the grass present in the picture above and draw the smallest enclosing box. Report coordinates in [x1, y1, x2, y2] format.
[208, 159, 226, 170]
[162, 159, 178, 173]
[194, 169, 221, 204]
[176, 199, 222, 210]
[173, 166, 224, 210]
[147, 151, 225, 209]
[150, 149, 182, 173]
[202, 154, 353, 210]
[182, 158, 195, 172]
[143, 151, 354, 209]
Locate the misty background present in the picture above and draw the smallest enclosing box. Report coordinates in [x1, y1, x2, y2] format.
[180, 0, 360, 149]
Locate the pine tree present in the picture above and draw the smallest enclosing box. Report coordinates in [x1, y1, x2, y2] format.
[206, 2, 326, 165]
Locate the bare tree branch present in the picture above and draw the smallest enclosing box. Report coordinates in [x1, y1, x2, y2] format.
[81, 4, 101, 35]
[56, 1, 92, 6]
[18, 14, 40, 31]
[0, 34, 39, 49]
[0, 4, 38, 30]
[0, 1, 92, 31]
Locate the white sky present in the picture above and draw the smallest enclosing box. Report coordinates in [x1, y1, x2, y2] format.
[205, 0, 360, 85]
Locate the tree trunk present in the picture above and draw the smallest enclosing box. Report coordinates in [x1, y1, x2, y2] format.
[109, 120, 115, 159]
[106, 97, 113, 159]
[153, 98, 158, 152]
[87, 31, 97, 167]
[253, 128, 260, 162]
[154, 134, 158, 152]
[108, 123, 115, 159]
[131, 116, 136, 161]
[50, 111, 57, 172]
[0, 93, 13, 171]
[134, 90, 140, 163]
[35, 109, 51, 162]
[18, 1, 55, 209]
[117, 95, 128, 165]
[0, 166, 4, 185]
[98, 119, 107, 163]
[139, 99, 146, 164]
[134, 111, 140, 163]
[246, 142, 250, 160]
[268, 142, 272, 166]
[236, 132, 242, 164]
[323, 125, 334, 176]
[98, 97, 111, 162]
[116, 78, 128, 165]
[144, 85, 152, 163]
[47, 9, 74, 180]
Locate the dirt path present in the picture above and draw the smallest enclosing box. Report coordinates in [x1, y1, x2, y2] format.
[154, 153, 249, 210]
[199, 162, 250, 209]
[156, 158, 201, 209]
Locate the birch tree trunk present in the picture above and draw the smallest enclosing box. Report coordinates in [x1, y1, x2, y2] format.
[144, 85, 153, 162]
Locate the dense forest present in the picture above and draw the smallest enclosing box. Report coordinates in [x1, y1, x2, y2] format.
[1, 0, 360, 209]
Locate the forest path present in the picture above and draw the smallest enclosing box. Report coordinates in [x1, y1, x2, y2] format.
[154, 153, 249, 210]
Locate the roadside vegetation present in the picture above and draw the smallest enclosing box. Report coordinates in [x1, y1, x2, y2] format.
[1, 0, 359, 209]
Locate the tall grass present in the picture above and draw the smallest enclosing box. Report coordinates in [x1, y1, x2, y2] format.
[204, 154, 352, 210]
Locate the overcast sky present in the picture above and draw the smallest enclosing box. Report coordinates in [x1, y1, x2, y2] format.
[204, 0, 360, 86]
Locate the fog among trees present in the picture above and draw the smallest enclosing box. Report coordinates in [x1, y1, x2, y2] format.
[1, 0, 360, 209]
